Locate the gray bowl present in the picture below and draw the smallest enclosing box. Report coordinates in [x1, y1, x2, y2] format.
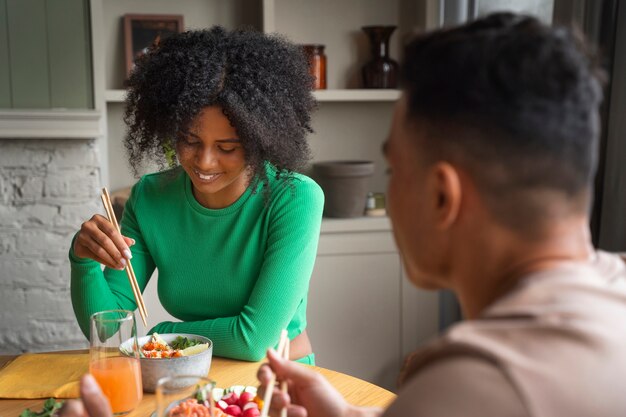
[121, 333, 213, 393]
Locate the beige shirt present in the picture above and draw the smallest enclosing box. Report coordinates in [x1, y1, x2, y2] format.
[385, 251, 626, 417]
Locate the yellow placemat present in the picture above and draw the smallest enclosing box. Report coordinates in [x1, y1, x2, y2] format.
[0, 353, 88, 399]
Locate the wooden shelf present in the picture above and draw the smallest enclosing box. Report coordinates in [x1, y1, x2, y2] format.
[313, 89, 400, 102]
[321, 216, 391, 233]
[0, 109, 102, 139]
[105, 89, 126, 102]
[105, 89, 400, 104]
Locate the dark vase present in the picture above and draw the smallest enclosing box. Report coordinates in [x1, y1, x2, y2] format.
[361, 26, 399, 89]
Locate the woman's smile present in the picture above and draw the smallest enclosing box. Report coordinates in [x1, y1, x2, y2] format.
[194, 170, 223, 183]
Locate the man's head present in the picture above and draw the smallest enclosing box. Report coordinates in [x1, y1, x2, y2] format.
[385, 13, 604, 290]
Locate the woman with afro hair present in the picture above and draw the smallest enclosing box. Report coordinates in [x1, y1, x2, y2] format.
[69, 27, 324, 363]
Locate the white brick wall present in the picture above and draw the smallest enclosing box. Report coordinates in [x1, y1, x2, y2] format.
[0, 139, 101, 353]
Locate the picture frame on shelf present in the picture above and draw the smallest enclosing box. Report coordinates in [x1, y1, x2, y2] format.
[123, 14, 184, 77]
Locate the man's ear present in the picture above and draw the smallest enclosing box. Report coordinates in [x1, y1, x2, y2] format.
[432, 162, 462, 229]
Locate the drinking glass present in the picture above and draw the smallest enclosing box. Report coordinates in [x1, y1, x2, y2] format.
[89, 310, 143, 415]
[156, 375, 215, 417]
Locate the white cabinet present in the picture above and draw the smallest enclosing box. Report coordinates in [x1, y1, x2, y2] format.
[401, 267, 440, 365]
[309, 253, 402, 391]
[308, 218, 438, 391]
[309, 218, 402, 391]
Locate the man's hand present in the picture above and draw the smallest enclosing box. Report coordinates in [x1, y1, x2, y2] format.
[59, 375, 112, 417]
[257, 348, 378, 417]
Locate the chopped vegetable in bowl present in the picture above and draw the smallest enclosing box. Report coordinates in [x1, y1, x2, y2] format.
[170, 336, 202, 350]
[142, 333, 209, 358]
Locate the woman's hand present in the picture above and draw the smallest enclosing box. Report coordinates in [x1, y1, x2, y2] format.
[73, 214, 134, 270]
[257, 349, 356, 417]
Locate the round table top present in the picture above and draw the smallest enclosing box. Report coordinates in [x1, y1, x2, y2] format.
[0, 353, 396, 416]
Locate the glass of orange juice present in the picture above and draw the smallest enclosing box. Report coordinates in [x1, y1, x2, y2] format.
[89, 310, 143, 415]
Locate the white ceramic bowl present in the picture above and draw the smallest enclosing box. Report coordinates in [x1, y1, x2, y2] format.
[121, 333, 213, 393]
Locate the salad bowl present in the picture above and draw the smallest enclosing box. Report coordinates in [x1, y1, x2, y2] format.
[121, 333, 213, 393]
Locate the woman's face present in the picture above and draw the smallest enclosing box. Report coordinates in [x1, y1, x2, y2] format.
[176, 106, 250, 209]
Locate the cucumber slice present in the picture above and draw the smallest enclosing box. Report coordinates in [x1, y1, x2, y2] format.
[229, 385, 246, 396]
[212, 387, 224, 402]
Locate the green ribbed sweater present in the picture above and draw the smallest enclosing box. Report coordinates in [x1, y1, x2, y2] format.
[70, 166, 324, 361]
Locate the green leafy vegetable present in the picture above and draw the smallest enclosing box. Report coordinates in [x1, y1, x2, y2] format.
[170, 336, 201, 350]
[20, 398, 64, 417]
[194, 384, 208, 402]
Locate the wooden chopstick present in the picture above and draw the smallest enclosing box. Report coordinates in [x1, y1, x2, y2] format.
[100, 189, 146, 317]
[100, 190, 147, 327]
[279, 338, 290, 417]
[101, 188, 147, 324]
[104, 189, 147, 321]
[101, 189, 147, 327]
[100, 187, 148, 327]
[260, 330, 289, 417]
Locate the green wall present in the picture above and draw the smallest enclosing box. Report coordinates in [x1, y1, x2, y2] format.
[0, 0, 93, 109]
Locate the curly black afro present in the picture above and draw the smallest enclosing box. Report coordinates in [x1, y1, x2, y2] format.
[124, 26, 316, 193]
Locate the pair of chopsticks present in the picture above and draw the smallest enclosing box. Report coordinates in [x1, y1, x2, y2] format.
[100, 187, 148, 327]
[260, 330, 290, 417]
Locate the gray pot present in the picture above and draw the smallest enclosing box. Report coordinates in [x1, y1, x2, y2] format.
[313, 160, 375, 218]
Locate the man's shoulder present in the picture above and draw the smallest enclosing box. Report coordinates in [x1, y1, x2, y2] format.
[397, 255, 626, 417]
[591, 250, 626, 284]
[388, 354, 528, 417]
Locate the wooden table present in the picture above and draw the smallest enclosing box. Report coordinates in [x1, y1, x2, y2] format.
[0, 353, 395, 417]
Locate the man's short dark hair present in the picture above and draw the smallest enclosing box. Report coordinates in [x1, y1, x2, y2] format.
[401, 13, 605, 232]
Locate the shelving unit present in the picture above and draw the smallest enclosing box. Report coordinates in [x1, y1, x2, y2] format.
[104, 88, 401, 103]
[90, 0, 439, 392]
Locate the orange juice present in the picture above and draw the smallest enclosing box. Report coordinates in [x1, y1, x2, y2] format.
[90, 356, 143, 415]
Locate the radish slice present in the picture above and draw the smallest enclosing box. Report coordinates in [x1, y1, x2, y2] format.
[222, 392, 239, 406]
[242, 402, 258, 411]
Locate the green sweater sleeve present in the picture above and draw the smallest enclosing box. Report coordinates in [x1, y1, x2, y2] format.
[70, 179, 156, 339]
[149, 180, 324, 361]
